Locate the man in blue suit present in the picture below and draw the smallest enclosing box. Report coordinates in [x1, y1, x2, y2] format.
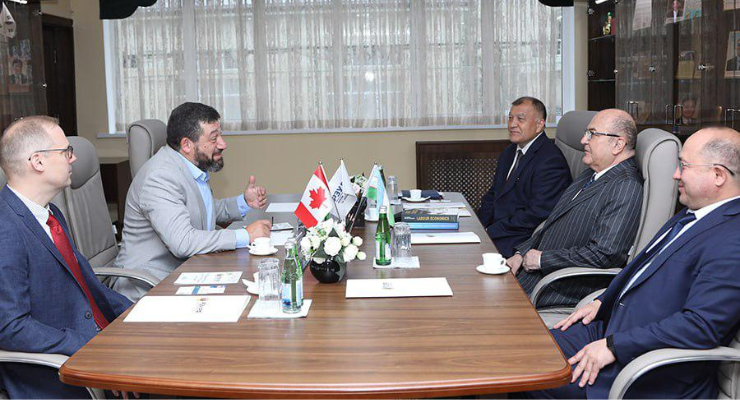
[477, 97, 572, 257]
[0, 116, 132, 398]
[521, 127, 740, 399]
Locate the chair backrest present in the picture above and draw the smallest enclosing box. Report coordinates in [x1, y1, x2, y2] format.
[555, 110, 598, 180]
[718, 330, 740, 399]
[631, 128, 681, 261]
[127, 119, 167, 178]
[62, 136, 118, 269]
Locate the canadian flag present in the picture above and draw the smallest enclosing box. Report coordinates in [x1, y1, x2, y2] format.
[294, 165, 333, 228]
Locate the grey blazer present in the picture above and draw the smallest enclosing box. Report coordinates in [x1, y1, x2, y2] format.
[515, 157, 643, 308]
[114, 146, 243, 300]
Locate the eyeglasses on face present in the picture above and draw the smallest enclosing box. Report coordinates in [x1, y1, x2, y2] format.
[28, 145, 74, 161]
[678, 160, 736, 177]
[583, 129, 622, 141]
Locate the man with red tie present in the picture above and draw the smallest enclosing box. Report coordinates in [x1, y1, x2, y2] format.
[0, 116, 132, 398]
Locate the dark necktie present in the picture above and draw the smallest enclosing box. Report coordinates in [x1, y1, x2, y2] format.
[582, 173, 596, 190]
[46, 212, 109, 330]
[642, 212, 697, 263]
[506, 150, 524, 182]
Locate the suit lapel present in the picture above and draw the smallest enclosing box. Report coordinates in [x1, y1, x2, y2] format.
[496, 134, 545, 201]
[163, 147, 208, 230]
[539, 169, 594, 227]
[0, 188, 75, 276]
[621, 201, 739, 297]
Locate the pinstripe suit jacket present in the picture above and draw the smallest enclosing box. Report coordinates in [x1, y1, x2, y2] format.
[515, 157, 643, 308]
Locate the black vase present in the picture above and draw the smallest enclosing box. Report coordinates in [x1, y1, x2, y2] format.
[309, 258, 346, 284]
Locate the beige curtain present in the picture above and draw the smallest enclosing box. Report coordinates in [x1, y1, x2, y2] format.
[111, 0, 562, 132]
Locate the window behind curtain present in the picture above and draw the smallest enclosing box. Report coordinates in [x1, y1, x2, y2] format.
[108, 0, 562, 132]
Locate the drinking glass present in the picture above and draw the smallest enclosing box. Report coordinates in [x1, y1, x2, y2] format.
[387, 175, 398, 200]
[392, 222, 412, 261]
[258, 258, 281, 311]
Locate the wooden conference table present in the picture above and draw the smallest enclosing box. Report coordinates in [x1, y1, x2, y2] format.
[60, 193, 570, 398]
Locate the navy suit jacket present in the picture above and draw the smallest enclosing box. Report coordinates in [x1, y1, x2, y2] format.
[477, 133, 571, 257]
[0, 187, 132, 398]
[583, 198, 740, 399]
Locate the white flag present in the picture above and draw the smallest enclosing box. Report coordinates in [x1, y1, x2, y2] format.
[328, 160, 357, 222]
[0, 4, 16, 39]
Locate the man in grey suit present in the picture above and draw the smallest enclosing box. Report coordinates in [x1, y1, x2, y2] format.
[507, 109, 644, 309]
[114, 102, 272, 300]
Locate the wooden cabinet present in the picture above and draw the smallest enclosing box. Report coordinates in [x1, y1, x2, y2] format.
[615, 0, 740, 139]
[587, 0, 616, 111]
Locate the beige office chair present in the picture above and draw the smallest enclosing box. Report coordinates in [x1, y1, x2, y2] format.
[0, 352, 105, 399]
[534, 128, 681, 328]
[63, 136, 159, 287]
[127, 119, 167, 178]
[554, 110, 598, 180]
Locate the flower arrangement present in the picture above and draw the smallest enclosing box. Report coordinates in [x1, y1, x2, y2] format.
[300, 219, 367, 266]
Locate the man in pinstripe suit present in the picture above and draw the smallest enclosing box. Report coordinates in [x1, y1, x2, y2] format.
[507, 109, 643, 309]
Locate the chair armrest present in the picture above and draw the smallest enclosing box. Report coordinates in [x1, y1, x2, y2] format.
[609, 347, 740, 399]
[0, 349, 68, 369]
[94, 267, 160, 289]
[530, 267, 621, 308]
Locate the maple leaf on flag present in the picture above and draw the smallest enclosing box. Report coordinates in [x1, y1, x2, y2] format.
[309, 187, 327, 209]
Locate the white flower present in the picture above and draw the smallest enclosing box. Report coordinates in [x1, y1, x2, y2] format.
[319, 219, 334, 232]
[324, 237, 342, 257]
[309, 235, 321, 250]
[340, 235, 351, 247]
[343, 244, 358, 262]
[356, 251, 367, 261]
[300, 237, 311, 253]
[352, 236, 363, 246]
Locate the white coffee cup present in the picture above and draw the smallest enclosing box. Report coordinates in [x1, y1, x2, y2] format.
[409, 189, 422, 199]
[251, 237, 272, 252]
[482, 253, 505, 268]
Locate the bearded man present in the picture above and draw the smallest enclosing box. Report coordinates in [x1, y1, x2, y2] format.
[114, 102, 271, 301]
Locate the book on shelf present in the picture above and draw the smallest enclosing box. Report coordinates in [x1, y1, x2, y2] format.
[402, 208, 459, 230]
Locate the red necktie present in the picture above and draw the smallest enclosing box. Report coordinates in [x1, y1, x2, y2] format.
[46, 212, 109, 330]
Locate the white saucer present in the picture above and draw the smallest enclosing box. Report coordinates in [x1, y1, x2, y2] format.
[249, 246, 279, 256]
[246, 285, 259, 295]
[476, 264, 510, 275]
[402, 196, 431, 203]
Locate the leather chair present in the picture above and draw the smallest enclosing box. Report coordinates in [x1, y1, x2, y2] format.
[127, 119, 167, 178]
[62, 136, 159, 287]
[534, 128, 681, 328]
[554, 110, 598, 180]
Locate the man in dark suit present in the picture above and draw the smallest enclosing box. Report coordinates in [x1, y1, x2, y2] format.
[508, 109, 643, 309]
[726, 39, 740, 72]
[0, 116, 132, 398]
[477, 97, 571, 257]
[9, 58, 27, 85]
[521, 127, 740, 399]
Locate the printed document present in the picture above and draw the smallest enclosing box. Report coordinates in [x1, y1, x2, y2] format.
[346, 277, 453, 298]
[266, 203, 299, 213]
[174, 271, 242, 285]
[411, 232, 480, 244]
[124, 295, 250, 323]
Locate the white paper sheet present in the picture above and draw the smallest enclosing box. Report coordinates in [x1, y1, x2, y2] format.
[124, 295, 250, 323]
[247, 299, 312, 319]
[410, 232, 480, 245]
[270, 230, 294, 247]
[266, 203, 299, 213]
[458, 209, 472, 217]
[403, 202, 466, 210]
[345, 277, 453, 298]
[373, 256, 420, 269]
[174, 272, 242, 285]
[175, 285, 226, 295]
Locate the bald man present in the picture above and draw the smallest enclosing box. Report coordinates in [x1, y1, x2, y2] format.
[0, 116, 132, 397]
[521, 127, 740, 399]
[508, 109, 644, 309]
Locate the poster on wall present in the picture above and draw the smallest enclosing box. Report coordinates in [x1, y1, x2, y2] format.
[725, 31, 740, 78]
[633, 0, 652, 31]
[7, 40, 31, 93]
[665, 0, 702, 25]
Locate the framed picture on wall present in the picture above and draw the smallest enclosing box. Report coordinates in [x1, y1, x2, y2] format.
[725, 31, 740, 78]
